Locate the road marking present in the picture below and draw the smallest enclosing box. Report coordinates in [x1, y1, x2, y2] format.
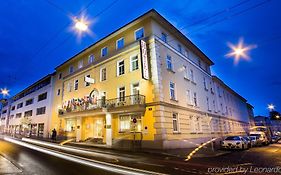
[4, 137, 167, 175]
[136, 161, 164, 167]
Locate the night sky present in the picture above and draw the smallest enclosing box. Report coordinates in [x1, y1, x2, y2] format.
[0, 0, 280, 116]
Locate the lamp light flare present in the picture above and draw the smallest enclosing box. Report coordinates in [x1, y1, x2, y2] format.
[225, 38, 257, 65]
[268, 104, 275, 111]
[75, 20, 88, 31]
[0, 88, 9, 96]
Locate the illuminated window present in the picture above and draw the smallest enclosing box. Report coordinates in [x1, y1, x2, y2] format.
[172, 113, 179, 132]
[119, 115, 142, 132]
[100, 68, 106, 81]
[130, 55, 138, 71]
[85, 74, 91, 86]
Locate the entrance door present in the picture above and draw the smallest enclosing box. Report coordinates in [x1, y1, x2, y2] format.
[94, 119, 103, 138]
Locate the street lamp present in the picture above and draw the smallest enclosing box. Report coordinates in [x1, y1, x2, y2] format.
[276, 115, 280, 119]
[268, 104, 275, 111]
[74, 19, 88, 32]
[225, 38, 257, 65]
[0, 88, 9, 97]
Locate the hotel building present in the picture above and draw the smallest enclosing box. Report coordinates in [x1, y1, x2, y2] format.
[50, 9, 253, 149]
[0, 74, 55, 138]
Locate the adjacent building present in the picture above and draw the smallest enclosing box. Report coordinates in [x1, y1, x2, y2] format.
[48, 9, 253, 149]
[1, 74, 55, 138]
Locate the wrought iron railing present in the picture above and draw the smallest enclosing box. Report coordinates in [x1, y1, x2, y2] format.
[58, 94, 145, 115]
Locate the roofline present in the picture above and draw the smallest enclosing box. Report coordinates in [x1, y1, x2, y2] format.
[212, 75, 247, 102]
[12, 73, 55, 100]
[55, 9, 214, 70]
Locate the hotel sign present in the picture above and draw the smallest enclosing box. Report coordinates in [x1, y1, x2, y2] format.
[140, 40, 149, 80]
[84, 76, 95, 84]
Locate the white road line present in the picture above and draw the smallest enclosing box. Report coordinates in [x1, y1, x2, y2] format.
[4, 137, 167, 175]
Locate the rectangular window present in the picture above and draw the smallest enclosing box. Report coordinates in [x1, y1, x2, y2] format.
[190, 69, 194, 82]
[11, 106, 15, 111]
[117, 60, 125, 76]
[135, 27, 144, 40]
[78, 60, 83, 69]
[172, 113, 179, 132]
[85, 75, 91, 86]
[186, 90, 192, 105]
[24, 110, 32, 117]
[170, 82, 176, 100]
[58, 73, 62, 79]
[118, 87, 125, 102]
[130, 55, 139, 71]
[25, 98, 33, 106]
[213, 100, 217, 112]
[166, 55, 173, 71]
[193, 92, 198, 106]
[190, 116, 202, 133]
[88, 54, 94, 64]
[203, 77, 208, 90]
[2, 110, 7, 114]
[69, 66, 74, 74]
[161, 32, 167, 43]
[119, 115, 142, 132]
[36, 107, 46, 115]
[101, 47, 108, 57]
[57, 89, 61, 96]
[207, 97, 211, 111]
[16, 113, 22, 118]
[183, 65, 189, 79]
[74, 80, 78, 90]
[100, 68, 106, 81]
[116, 38, 124, 50]
[38, 92, 47, 102]
[177, 44, 182, 53]
[67, 82, 72, 92]
[119, 115, 130, 132]
[17, 103, 23, 109]
[9, 115, 14, 119]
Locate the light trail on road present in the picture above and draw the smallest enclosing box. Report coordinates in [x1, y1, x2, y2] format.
[4, 137, 167, 175]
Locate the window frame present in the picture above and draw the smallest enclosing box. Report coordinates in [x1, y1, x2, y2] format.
[116, 37, 124, 50]
[169, 81, 176, 100]
[172, 112, 180, 133]
[117, 59, 125, 76]
[74, 79, 79, 91]
[134, 27, 144, 40]
[101, 47, 108, 57]
[100, 67, 107, 81]
[130, 54, 139, 71]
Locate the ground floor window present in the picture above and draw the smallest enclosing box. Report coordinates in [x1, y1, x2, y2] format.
[172, 113, 179, 132]
[66, 119, 76, 132]
[31, 124, 38, 136]
[38, 123, 44, 137]
[119, 114, 142, 132]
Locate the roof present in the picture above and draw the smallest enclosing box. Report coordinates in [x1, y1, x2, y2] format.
[212, 75, 247, 102]
[12, 73, 55, 100]
[55, 9, 214, 70]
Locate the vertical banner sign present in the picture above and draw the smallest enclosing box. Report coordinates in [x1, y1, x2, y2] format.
[140, 40, 149, 80]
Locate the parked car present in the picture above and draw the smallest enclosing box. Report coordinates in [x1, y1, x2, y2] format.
[221, 136, 249, 150]
[250, 132, 269, 146]
[249, 136, 258, 146]
[242, 136, 253, 148]
[271, 136, 280, 143]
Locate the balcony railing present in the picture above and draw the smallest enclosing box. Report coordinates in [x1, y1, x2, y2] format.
[58, 94, 145, 115]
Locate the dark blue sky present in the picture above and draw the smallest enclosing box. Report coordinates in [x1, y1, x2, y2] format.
[0, 0, 280, 116]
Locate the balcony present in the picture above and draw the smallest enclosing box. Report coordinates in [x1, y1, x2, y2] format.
[58, 94, 146, 116]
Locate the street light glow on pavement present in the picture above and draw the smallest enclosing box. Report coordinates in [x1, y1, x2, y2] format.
[5, 137, 166, 175]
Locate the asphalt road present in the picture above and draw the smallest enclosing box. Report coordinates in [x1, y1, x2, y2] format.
[1, 138, 281, 175]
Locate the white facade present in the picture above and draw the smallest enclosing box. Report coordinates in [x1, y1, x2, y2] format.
[2, 74, 55, 138]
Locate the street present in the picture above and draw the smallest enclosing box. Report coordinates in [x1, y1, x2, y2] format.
[1, 137, 281, 175]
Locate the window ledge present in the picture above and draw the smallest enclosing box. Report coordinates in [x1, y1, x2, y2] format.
[167, 69, 175, 73]
[187, 103, 193, 107]
[184, 77, 190, 81]
[173, 131, 181, 134]
[204, 88, 208, 91]
[191, 81, 196, 85]
[170, 98, 178, 102]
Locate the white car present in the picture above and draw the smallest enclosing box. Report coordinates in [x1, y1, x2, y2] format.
[249, 136, 258, 146]
[221, 136, 249, 150]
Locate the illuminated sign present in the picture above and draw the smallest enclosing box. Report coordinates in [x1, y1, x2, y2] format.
[140, 40, 149, 80]
[84, 76, 95, 84]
